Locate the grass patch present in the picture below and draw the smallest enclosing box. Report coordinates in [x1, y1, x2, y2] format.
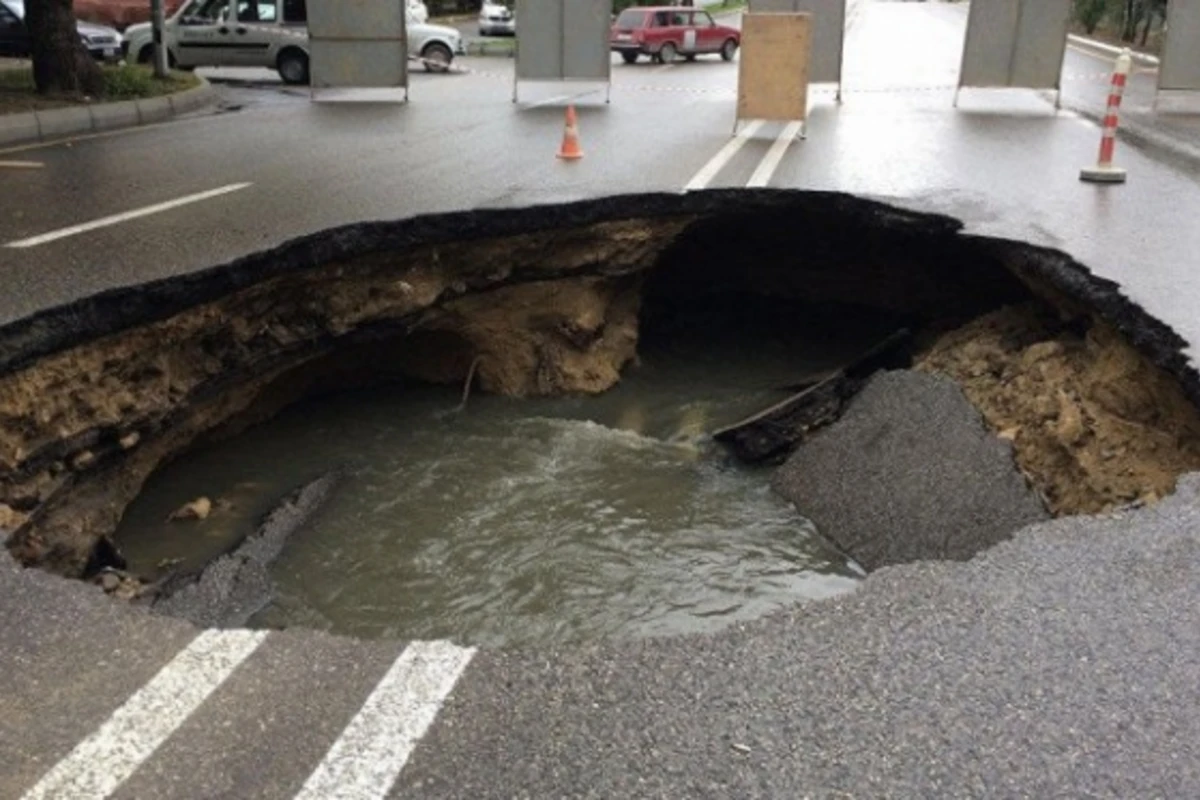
[0, 64, 199, 115]
[103, 64, 198, 100]
[466, 37, 516, 57]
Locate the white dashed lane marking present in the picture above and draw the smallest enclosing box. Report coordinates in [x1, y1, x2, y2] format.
[294, 640, 476, 800]
[20, 629, 268, 800]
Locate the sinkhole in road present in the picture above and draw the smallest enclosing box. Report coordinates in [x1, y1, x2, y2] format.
[115, 297, 889, 646]
[4, 190, 1200, 648]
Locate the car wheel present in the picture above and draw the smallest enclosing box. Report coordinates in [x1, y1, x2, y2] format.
[659, 42, 677, 64]
[621, 52, 638, 64]
[137, 45, 177, 68]
[721, 39, 737, 62]
[277, 49, 310, 85]
[422, 42, 453, 73]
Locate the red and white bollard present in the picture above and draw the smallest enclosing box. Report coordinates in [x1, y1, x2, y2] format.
[1080, 48, 1134, 184]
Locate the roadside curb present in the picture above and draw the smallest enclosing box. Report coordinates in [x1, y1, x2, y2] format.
[1070, 102, 1200, 170]
[0, 76, 216, 148]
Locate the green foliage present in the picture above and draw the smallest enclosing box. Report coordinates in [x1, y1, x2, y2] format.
[1073, 0, 1167, 45]
[102, 65, 197, 100]
[1072, 0, 1107, 34]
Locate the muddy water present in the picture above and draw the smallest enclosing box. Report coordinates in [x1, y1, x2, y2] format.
[117, 307, 884, 647]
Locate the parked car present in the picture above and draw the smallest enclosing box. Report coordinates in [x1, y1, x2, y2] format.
[122, 0, 463, 84]
[478, 1, 514, 37]
[0, 0, 122, 62]
[610, 5, 739, 64]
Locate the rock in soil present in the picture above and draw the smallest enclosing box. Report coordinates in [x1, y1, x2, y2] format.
[772, 370, 1049, 571]
[168, 497, 212, 522]
[148, 474, 337, 628]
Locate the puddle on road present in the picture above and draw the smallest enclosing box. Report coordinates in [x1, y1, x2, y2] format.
[115, 301, 879, 647]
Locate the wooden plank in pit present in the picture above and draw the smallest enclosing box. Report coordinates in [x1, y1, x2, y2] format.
[737, 13, 812, 123]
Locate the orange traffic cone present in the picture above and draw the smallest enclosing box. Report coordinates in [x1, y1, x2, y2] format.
[557, 105, 584, 161]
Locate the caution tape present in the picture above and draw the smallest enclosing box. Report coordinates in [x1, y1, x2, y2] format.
[612, 68, 1138, 98]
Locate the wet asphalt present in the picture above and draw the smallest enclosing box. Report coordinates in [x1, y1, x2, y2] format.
[4, 1, 1200, 797]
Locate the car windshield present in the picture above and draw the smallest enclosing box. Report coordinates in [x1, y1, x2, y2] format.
[1, 0, 24, 20]
[614, 9, 646, 29]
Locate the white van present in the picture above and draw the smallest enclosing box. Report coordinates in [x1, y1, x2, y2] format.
[122, 0, 463, 84]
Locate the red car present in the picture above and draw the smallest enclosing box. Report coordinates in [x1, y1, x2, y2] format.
[73, 0, 186, 31]
[610, 6, 740, 64]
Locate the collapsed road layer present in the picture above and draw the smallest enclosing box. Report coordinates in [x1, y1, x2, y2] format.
[1, 189, 1199, 583]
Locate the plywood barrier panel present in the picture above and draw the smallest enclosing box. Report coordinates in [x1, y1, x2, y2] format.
[515, 0, 611, 82]
[960, 0, 1070, 90]
[308, 0, 408, 90]
[748, 0, 843, 85]
[1161, 0, 1200, 92]
[737, 13, 812, 123]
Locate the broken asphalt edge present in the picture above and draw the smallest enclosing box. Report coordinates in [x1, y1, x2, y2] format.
[0, 188, 1193, 413]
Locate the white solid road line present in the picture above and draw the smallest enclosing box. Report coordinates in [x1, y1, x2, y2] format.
[21, 629, 268, 800]
[294, 640, 476, 800]
[527, 88, 605, 109]
[747, 121, 805, 188]
[3, 182, 252, 249]
[684, 119, 765, 191]
[0, 160, 44, 169]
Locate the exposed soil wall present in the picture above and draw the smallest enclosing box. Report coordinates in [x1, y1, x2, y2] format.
[1, 216, 687, 576]
[918, 303, 1200, 515]
[0, 189, 1197, 580]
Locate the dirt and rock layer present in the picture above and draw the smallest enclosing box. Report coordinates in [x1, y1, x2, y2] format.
[918, 303, 1200, 516]
[0, 189, 1197, 580]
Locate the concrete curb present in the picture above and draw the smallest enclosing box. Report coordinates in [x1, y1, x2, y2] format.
[0, 76, 216, 148]
[1067, 33, 1161, 68]
[1072, 102, 1200, 169]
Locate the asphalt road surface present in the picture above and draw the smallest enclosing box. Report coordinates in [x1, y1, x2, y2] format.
[5, 2, 1200, 797]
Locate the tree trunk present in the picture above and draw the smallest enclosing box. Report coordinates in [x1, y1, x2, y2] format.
[1121, 0, 1141, 41]
[24, 0, 105, 96]
[1139, 12, 1154, 46]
